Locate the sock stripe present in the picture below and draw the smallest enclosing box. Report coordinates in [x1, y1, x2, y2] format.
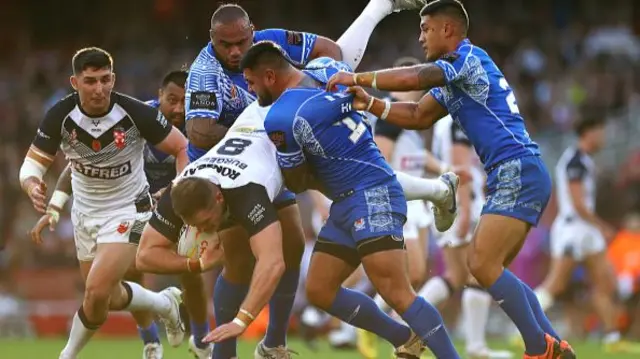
[121, 281, 134, 308]
[78, 305, 102, 330]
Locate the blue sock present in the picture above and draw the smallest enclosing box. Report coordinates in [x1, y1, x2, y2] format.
[213, 275, 248, 359]
[488, 270, 547, 355]
[138, 322, 160, 344]
[190, 320, 211, 349]
[264, 269, 299, 348]
[401, 297, 460, 359]
[520, 280, 561, 341]
[327, 287, 411, 347]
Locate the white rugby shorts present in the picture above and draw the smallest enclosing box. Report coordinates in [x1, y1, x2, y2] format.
[550, 217, 605, 261]
[403, 200, 432, 241]
[71, 207, 151, 261]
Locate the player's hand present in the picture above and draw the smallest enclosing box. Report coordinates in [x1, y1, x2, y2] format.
[25, 178, 47, 213]
[29, 211, 58, 244]
[346, 86, 372, 111]
[326, 71, 356, 92]
[199, 235, 224, 271]
[203, 321, 246, 343]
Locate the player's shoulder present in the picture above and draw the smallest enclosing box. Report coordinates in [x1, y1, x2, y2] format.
[45, 92, 78, 118]
[114, 92, 157, 114]
[190, 43, 224, 72]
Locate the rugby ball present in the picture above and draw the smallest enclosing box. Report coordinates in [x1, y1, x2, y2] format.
[177, 226, 218, 259]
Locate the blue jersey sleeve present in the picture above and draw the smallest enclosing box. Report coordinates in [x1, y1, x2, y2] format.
[428, 87, 447, 108]
[265, 113, 305, 170]
[433, 43, 474, 85]
[256, 29, 317, 65]
[185, 49, 225, 121]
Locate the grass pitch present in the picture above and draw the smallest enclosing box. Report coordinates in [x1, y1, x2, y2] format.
[1, 337, 638, 358]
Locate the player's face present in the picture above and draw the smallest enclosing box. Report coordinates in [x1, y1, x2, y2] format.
[158, 82, 185, 127]
[243, 68, 276, 106]
[70, 67, 115, 115]
[210, 19, 254, 71]
[419, 15, 447, 61]
[587, 125, 607, 152]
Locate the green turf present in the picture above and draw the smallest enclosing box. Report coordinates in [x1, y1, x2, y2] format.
[1, 337, 638, 358]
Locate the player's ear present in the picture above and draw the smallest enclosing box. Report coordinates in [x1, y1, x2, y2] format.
[111, 72, 116, 86]
[158, 88, 163, 99]
[70, 76, 78, 91]
[249, 23, 255, 33]
[265, 69, 276, 85]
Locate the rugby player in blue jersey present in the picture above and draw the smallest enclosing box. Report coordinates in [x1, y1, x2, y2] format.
[326, 1, 576, 358]
[181, 1, 433, 358]
[242, 41, 461, 359]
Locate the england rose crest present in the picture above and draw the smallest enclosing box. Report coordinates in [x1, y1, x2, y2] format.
[113, 128, 126, 149]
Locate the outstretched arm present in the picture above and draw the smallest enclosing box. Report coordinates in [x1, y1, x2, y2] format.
[327, 63, 447, 92]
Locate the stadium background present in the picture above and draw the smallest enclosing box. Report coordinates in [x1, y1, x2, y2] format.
[1, 0, 640, 357]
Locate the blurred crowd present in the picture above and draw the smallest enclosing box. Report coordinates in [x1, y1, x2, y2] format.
[2, 0, 640, 342]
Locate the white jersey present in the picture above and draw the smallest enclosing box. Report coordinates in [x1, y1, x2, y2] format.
[151, 102, 284, 240]
[372, 113, 427, 177]
[554, 146, 596, 221]
[32, 92, 173, 215]
[432, 115, 485, 219]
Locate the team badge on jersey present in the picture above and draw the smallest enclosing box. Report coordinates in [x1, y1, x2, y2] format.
[269, 131, 287, 151]
[117, 221, 130, 234]
[92, 139, 101, 152]
[286, 31, 303, 46]
[113, 127, 126, 149]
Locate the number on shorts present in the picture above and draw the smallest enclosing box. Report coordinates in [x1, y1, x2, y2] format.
[216, 138, 252, 156]
[499, 77, 520, 115]
[341, 117, 367, 144]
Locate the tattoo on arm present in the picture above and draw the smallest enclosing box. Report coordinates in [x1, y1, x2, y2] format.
[186, 118, 229, 150]
[416, 64, 446, 89]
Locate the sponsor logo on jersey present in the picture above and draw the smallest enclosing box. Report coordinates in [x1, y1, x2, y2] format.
[248, 203, 266, 225]
[113, 127, 126, 149]
[286, 31, 303, 46]
[269, 131, 286, 151]
[184, 163, 242, 180]
[354, 218, 365, 231]
[190, 91, 218, 111]
[71, 160, 132, 179]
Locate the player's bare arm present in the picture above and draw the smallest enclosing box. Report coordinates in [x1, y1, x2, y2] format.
[327, 63, 446, 92]
[186, 118, 229, 151]
[349, 86, 448, 130]
[281, 164, 327, 195]
[309, 36, 343, 61]
[155, 126, 189, 173]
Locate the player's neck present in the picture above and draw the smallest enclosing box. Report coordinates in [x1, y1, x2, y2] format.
[281, 69, 308, 93]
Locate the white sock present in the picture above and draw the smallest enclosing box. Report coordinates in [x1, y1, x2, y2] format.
[417, 276, 452, 306]
[373, 293, 390, 312]
[60, 311, 97, 359]
[534, 287, 554, 312]
[336, 0, 393, 70]
[462, 287, 492, 354]
[603, 331, 621, 344]
[124, 281, 171, 316]
[395, 171, 449, 203]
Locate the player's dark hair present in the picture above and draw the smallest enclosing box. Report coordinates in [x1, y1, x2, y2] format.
[574, 114, 606, 137]
[211, 3, 250, 26]
[161, 70, 188, 88]
[72, 47, 113, 75]
[240, 41, 292, 71]
[171, 177, 220, 219]
[420, 0, 469, 34]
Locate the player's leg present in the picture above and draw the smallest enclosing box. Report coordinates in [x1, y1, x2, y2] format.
[305, 216, 417, 355]
[418, 243, 467, 306]
[337, 0, 428, 70]
[125, 269, 163, 357]
[212, 225, 254, 359]
[181, 272, 212, 358]
[354, 182, 459, 358]
[468, 157, 569, 358]
[256, 200, 306, 356]
[582, 237, 624, 350]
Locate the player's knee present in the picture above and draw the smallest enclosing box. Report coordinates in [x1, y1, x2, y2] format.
[445, 266, 469, 290]
[408, 265, 426, 289]
[305, 279, 338, 310]
[84, 281, 113, 308]
[467, 249, 500, 287]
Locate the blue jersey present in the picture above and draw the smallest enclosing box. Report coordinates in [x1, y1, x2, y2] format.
[143, 99, 180, 193]
[185, 29, 318, 161]
[428, 39, 540, 171]
[264, 58, 394, 201]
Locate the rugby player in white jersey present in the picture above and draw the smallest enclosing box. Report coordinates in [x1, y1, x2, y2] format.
[534, 116, 631, 352]
[136, 101, 293, 355]
[19, 47, 188, 359]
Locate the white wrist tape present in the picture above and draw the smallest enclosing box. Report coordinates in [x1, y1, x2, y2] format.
[19, 158, 46, 186]
[49, 190, 70, 210]
[380, 100, 391, 121]
[232, 317, 248, 328]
